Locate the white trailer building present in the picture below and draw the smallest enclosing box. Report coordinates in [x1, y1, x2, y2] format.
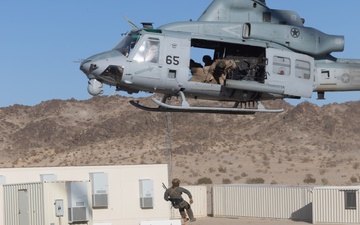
[0, 164, 207, 225]
[4, 181, 92, 225]
[0, 165, 170, 225]
[312, 186, 360, 224]
[213, 184, 313, 221]
[213, 184, 360, 224]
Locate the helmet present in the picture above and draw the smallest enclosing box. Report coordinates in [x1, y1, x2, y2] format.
[172, 178, 180, 187]
[216, 61, 226, 69]
[214, 61, 226, 73]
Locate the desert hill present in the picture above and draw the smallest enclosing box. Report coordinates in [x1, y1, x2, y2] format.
[0, 96, 359, 186]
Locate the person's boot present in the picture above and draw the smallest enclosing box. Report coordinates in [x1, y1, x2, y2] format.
[180, 211, 187, 220]
[186, 209, 196, 222]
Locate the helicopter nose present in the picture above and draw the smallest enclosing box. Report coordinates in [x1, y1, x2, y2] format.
[80, 59, 97, 77]
[80, 50, 125, 86]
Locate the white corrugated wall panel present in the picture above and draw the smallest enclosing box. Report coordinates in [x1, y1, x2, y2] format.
[213, 184, 312, 221]
[170, 185, 207, 219]
[0, 185, 3, 225]
[313, 187, 360, 224]
[4, 183, 45, 225]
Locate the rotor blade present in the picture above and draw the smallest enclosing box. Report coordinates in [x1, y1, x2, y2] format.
[122, 14, 138, 29]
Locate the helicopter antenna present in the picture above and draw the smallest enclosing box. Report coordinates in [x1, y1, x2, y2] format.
[121, 14, 138, 29]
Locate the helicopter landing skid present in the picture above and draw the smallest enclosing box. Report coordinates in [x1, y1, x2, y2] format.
[151, 98, 283, 114]
[129, 95, 283, 114]
[130, 99, 256, 114]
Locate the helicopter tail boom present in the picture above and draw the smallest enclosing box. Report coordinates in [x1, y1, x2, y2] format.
[315, 59, 360, 93]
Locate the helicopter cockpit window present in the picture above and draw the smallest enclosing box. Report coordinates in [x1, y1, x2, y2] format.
[133, 38, 160, 63]
[113, 30, 141, 57]
[273, 56, 290, 76]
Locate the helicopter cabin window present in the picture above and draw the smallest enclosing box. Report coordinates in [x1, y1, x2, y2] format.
[295, 60, 311, 79]
[133, 38, 160, 63]
[114, 30, 141, 57]
[273, 56, 290, 76]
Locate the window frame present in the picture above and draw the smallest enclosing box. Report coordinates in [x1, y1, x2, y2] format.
[273, 56, 291, 76]
[344, 190, 357, 210]
[295, 59, 311, 80]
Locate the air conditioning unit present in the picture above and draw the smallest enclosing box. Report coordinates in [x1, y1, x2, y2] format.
[139, 179, 154, 209]
[66, 181, 89, 223]
[90, 172, 108, 208]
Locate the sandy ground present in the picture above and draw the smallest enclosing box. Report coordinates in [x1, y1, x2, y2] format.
[189, 217, 343, 225]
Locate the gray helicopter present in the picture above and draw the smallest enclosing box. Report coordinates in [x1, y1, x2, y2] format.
[80, 0, 360, 114]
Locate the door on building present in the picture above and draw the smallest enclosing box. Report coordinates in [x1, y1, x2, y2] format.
[18, 189, 29, 225]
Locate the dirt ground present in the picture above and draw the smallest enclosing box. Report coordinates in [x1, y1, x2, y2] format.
[190, 216, 343, 225]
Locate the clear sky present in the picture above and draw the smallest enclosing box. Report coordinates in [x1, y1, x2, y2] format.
[1, 0, 359, 108]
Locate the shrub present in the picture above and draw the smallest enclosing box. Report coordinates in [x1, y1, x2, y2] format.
[321, 178, 329, 185]
[208, 167, 216, 173]
[197, 177, 213, 184]
[234, 176, 241, 181]
[241, 172, 248, 177]
[222, 178, 231, 184]
[353, 163, 360, 170]
[246, 177, 265, 184]
[303, 174, 316, 184]
[350, 176, 358, 183]
[218, 165, 227, 173]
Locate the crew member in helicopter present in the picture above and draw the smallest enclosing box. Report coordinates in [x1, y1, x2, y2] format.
[189, 59, 207, 82]
[202, 55, 213, 74]
[164, 178, 196, 222]
[144, 41, 160, 63]
[206, 58, 237, 85]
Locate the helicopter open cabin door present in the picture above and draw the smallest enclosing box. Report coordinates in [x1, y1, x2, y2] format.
[266, 48, 314, 98]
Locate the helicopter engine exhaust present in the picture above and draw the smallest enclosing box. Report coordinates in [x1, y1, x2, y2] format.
[87, 79, 104, 96]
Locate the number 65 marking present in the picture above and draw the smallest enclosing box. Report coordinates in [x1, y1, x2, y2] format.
[166, 55, 180, 65]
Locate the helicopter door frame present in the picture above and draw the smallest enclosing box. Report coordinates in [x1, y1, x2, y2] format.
[161, 36, 191, 89]
[266, 48, 314, 98]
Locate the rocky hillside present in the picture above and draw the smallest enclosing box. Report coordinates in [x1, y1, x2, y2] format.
[0, 96, 359, 186]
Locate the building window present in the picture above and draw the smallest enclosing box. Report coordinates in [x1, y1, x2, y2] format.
[345, 190, 357, 210]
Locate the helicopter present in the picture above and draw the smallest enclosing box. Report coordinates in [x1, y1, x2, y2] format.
[80, 0, 360, 114]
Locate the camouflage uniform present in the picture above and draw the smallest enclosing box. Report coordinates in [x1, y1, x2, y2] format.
[164, 178, 196, 222]
[206, 59, 237, 85]
[189, 59, 207, 82]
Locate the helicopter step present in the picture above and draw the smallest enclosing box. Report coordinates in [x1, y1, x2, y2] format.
[129, 91, 283, 114]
